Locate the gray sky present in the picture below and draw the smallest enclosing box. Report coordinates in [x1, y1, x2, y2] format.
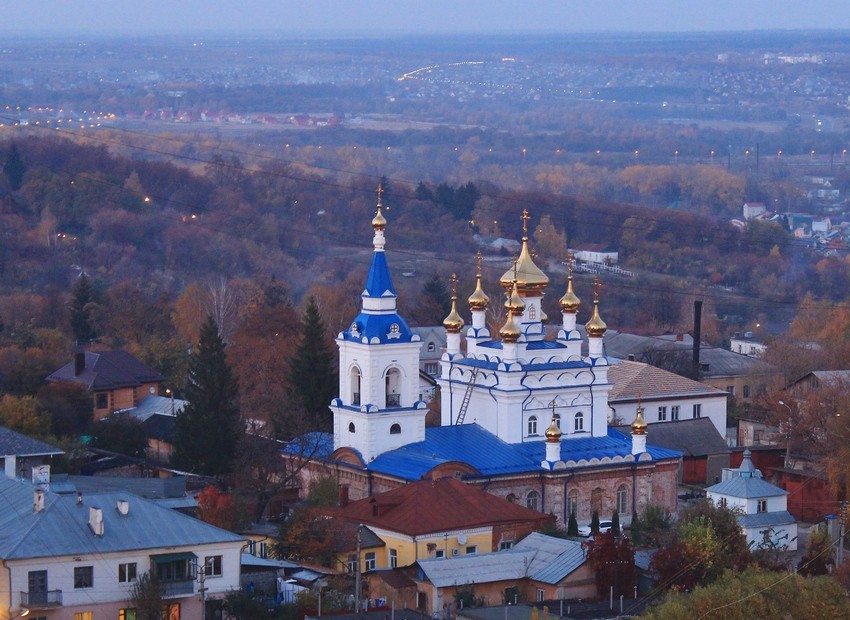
[3, 1, 849, 35]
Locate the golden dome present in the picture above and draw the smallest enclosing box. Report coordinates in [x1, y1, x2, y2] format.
[499, 210, 549, 292]
[444, 275, 464, 334]
[505, 281, 526, 317]
[585, 283, 607, 338]
[559, 274, 580, 314]
[499, 313, 521, 343]
[631, 407, 648, 435]
[372, 184, 387, 230]
[468, 253, 490, 311]
[545, 416, 562, 441]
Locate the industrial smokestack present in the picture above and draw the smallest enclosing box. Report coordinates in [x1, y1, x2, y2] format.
[692, 301, 703, 379]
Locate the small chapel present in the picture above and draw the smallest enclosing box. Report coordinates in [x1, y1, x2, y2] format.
[302, 190, 681, 528]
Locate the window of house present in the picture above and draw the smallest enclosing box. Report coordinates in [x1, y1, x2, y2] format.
[693, 404, 702, 418]
[425, 362, 439, 375]
[119, 610, 137, 620]
[499, 540, 514, 551]
[434, 549, 445, 559]
[743, 385, 751, 398]
[257, 541, 267, 559]
[95, 393, 108, 409]
[574, 412, 584, 432]
[348, 422, 356, 433]
[74, 566, 93, 589]
[162, 603, 180, 620]
[466, 546, 477, 555]
[347, 554, 357, 573]
[204, 556, 222, 577]
[617, 485, 629, 515]
[719, 498, 727, 508]
[536, 589, 545, 602]
[671, 406, 680, 421]
[390, 423, 401, 435]
[762, 529, 771, 543]
[74, 613, 93, 620]
[657, 406, 667, 421]
[365, 552, 377, 570]
[389, 549, 397, 568]
[119, 562, 137, 583]
[726, 386, 735, 395]
[528, 415, 538, 435]
[526, 490, 539, 511]
[567, 489, 578, 517]
[757, 499, 768, 513]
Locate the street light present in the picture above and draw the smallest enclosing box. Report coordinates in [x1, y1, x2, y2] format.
[779, 400, 793, 468]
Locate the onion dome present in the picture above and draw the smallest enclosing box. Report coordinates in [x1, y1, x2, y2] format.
[545, 416, 562, 442]
[559, 274, 581, 314]
[585, 282, 607, 338]
[499, 210, 549, 292]
[468, 252, 490, 311]
[372, 184, 387, 231]
[631, 407, 647, 436]
[499, 313, 521, 343]
[443, 274, 464, 334]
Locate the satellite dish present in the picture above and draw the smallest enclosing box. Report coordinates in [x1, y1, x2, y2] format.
[457, 534, 467, 545]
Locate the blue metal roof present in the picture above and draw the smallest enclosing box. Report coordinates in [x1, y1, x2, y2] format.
[738, 510, 796, 528]
[363, 251, 397, 298]
[342, 312, 414, 344]
[526, 340, 568, 350]
[366, 425, 681, 481]
[707, 475, 787, 499]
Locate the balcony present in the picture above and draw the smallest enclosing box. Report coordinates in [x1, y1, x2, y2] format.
[160, 579, 195, 597]
[386, 393, 401, 407]
[21, 589, 63, 608]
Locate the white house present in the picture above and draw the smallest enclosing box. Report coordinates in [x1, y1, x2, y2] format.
[0, 476, 244, 619]
[570, 243, 618, 265]
[706, 450, 797, 551]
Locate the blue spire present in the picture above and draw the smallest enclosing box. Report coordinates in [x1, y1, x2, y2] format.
[364, 251, 397, 298]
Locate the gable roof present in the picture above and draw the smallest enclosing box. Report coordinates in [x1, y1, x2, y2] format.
[608, 360, 726, 401]
[47, 350, 164, 391]
[614, 418, 729, 457]
[0, 477, 243, 560]
[0, 426, 64, 458]
[333, 477, 553, 536]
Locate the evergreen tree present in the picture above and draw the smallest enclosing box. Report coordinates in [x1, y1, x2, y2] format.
[69, 273, 97, 344]
[3, 143, 25, 191]
[286, 297, 337, 431]
[171, 316, 241, 476]
[591, 510, 600, 534]
[567, 512, 579, 537]
[611, 509, 621, 537]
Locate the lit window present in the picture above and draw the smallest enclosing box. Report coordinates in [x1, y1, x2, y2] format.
[118, 562, 137, 583]
[204, 555, 222, 577]
[526, 490, 539, 511]
[574, 412, 584, 432]
[74, 613, 93, 620]
[390, 423, 401, 435]
[74, 566, 93, 589]
[528, 415, 538, 435]
[119, 610, 137, 620]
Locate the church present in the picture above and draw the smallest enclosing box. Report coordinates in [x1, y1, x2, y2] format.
[300, 190, 680, 528]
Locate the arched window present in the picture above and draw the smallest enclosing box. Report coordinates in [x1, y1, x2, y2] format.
[743, 384, 751, 398]
[616, 485, 629, 515]
[554, 413, 561, 429]
[567, 489, 578, 517]
[528, 416, 538, 436]
[390, 423, 401, 435]
[574, 412, 584, 432]
[506, 494, 516, 503]
[348, 422, 356, 433]
[526, 490, 539, 511]
[528, 305, 536, 320]
[385, 368, 401, 407]
[350, 366, 362, 406]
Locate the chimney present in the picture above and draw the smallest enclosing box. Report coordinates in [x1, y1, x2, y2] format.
[89, 506, 104, 536]
[74, 349, 86, 376]
[33, 489, 45, 513]
[116, 499, 129, 515]
[692, 300, 703, 379]
[77, 491, 83, 505]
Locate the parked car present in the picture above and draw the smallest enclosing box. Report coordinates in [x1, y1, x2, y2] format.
[577, 520, 613, 537]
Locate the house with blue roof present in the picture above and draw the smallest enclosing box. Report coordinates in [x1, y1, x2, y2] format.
[0, 475, 244, 619]
[706, 449, 798, 551]
[301, 191, 681, 540]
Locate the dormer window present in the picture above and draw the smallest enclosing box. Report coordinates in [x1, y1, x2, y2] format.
[350, 322, 359, 336]
[388, 323, 401, 340]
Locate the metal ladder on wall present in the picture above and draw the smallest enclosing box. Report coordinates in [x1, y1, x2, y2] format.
[455, 366, 479, 425]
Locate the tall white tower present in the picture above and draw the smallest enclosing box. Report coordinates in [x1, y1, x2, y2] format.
[330, 187, 426, 463]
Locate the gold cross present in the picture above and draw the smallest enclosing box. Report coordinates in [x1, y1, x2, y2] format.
[376, 183, 383, 207]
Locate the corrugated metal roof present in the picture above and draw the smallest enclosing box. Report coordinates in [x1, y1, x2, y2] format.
[0, 477, 243, 560]
[514, 532, 586, 584]
[614, 418, 729, 456]
[126, 394, 186, 421]
[0, 426, 63, 458]
[706, 475, 787, 499]
[738, 510, 796, 528]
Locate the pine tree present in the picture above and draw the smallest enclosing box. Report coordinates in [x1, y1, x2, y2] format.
[171, 316, 241, 476]
[3, 143, 25, 191]
[591, 510, 600, 535]
[69, 273, 97, 344]
[286, 297, 337, 431]
[567, 512, 579, 537]
[611, 509, 621, 537]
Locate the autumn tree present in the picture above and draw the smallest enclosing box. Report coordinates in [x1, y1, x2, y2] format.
[274, 477, 344, 567]
[585, 532, 637, 598]
[0, 394, 49, 437]
[285, 297, 337, 432]
[171, 316, 241, 476]
[197, 485, 249, 531]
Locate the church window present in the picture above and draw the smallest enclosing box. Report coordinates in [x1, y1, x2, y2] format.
[427, 342, 436, 352]
[527, 416, 538, 436]
[616, 485, 629, 515]
[574, 412, 584, 432]
[390, 423, 401, 435]
[351, 367, 362, 406]
[385, 368, 401, 407]
[528, 305, 536, 320]
[567, 489, 578, 517]
[348, 422, 356, 433]
[526, 490, 539, 511]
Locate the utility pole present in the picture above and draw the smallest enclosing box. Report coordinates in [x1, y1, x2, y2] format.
[198, 562, 207, 620]
[355, 525, 362, 613]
